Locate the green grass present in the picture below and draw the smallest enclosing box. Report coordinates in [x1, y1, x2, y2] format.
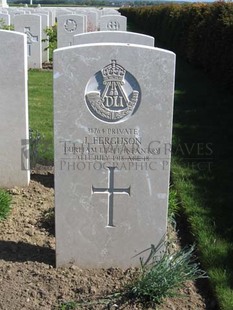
[0, 189, 12, 220]
[172, 56, 233, 310]
[28, 69, 53, 165]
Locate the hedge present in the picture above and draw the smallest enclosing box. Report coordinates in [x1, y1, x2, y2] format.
[119, 2, 233, 91]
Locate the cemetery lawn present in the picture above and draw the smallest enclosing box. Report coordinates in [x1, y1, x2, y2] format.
[28, 69, 53, 165]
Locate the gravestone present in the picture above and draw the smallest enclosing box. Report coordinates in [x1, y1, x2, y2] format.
[0, 30, 30, 187]
[54, 43, 175, 268]
[101, 8, 120, 15]
[56, 8, 72, 16]
[71, 8, 97, 32]
[33, 12, 49, 63]
[0, 0, 8, 8]
[14, 14, 42, 69]
[8, 9, 25, 24]
[57, 14, 86, 48]
[35, 8, 54, 26]
[99, 15, 127, 31]
[73, 31, 155, 46]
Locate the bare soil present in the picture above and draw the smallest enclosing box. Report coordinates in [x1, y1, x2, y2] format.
[0, 167, 217, 310]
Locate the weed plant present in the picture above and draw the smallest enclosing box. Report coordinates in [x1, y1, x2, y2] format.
[0, 18, 14, 30]
[168, 187, 180, 227]
[29, 128, 44, 169]
[58, 241, 206, 309]
[124, 241, 206, 307]
[43, 24, 57, 61]
[0, 189, 12, 220]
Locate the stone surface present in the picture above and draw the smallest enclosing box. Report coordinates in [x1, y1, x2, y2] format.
[73, 31, 154, 46]
[14, 14, 42, 69]
[69, 8, 98, 31]
[0, 30, 30, 187]
[0, 0, 8, 8]
[54, 43, 175, 268]
[101, 8, 120, 15]
[99, 15, 127, 31]
[57, 14, 86, 48]
[33, 12, 49, 63]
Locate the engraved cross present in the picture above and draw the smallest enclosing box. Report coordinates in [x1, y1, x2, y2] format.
[92, 167, 131, 227]
[24, 27, 38, 56]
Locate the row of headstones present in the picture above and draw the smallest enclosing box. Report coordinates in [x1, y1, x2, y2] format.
[0, 7, 122, 31]
[0, 7, 126, 68]
[0, 28, 175, 268]
[0, 6, 121, 27]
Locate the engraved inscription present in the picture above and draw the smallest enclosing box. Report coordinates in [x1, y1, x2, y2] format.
[24, 27, 38, 56]
[85, 60, 141, 123]
[92, 167, 131, 227]
[107, 21, 120, 30]
[64, 19, 77, 32]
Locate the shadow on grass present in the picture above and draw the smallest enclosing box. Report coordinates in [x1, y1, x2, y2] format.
[39, 207, 55, 237]
[0, 240, 55, 266]
[173, 56, 233, 301]
[174, 56, 233, 244]
[31, 172, 54, 189]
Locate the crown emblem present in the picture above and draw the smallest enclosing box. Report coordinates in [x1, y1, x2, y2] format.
[102, 60, 125, 84]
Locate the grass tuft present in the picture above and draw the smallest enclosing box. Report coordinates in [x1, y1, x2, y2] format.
[124, 241, 206, 306]
[0, 189, 12, 220]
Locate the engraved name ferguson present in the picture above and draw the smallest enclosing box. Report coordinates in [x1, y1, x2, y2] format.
[84, 136, 142, 145]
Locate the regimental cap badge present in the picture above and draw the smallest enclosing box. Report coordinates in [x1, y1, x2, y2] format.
[85, 59, 141, 123]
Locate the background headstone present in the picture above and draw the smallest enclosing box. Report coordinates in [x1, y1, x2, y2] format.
[72, 9, 97, 32]
[99, 15, 127, 31]
[73, 31, 155, 46]
[0, 30, 30, 187]
[54, 43, 175, 268]
[0, 0, 8, 8]
[57, 14, 86, 48]
[33, 12, 49, 63]
[101, 8, 120, 15]
[14, 14, 42, 69]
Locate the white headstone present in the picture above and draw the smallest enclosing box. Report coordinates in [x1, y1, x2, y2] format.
[0, 30, 30, 187]
[8, 9, 25, 25]
[33, 12, 49, 63]
[0, 0, 8, 8]
[71, 9, 97, 32]
[101, 8, 120, 15]
[35, 9, 54, 26]
[14, 14, 42, 69]
[99, 15, 127, 31]
[54, 43, 175, 268]
[73, 31, 154, 46]
[55, 8, 72, 17]
[57, 14, 86, 48]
